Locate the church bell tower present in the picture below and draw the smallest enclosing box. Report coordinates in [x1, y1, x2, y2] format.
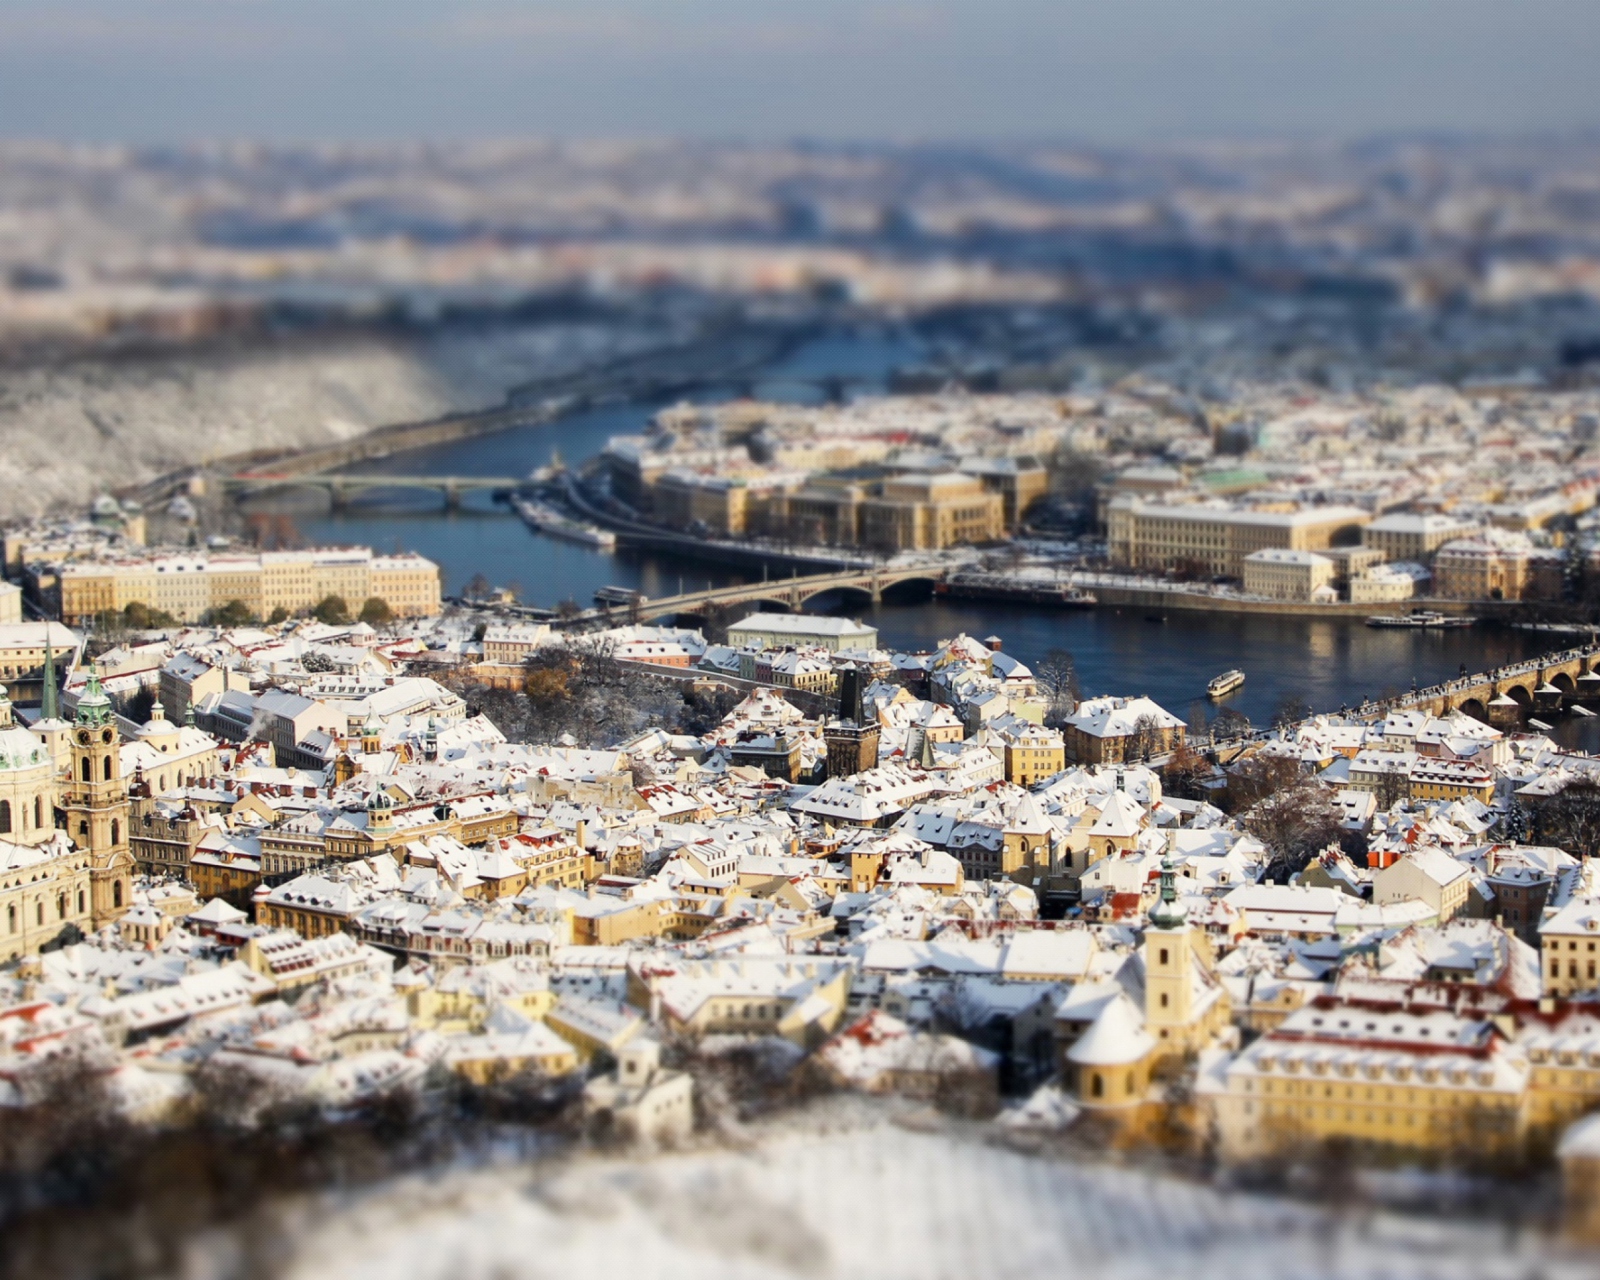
[1143, 854, 1195, 1046]
[66, 668, 134, 926]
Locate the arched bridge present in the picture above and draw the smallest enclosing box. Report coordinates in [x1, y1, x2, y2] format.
[584, 565, 948, 626]
[223, 473, 522, 510]
[1388, 643, 1600, 722]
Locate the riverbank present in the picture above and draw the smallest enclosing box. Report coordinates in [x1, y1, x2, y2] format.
[167, 317, 809, 511]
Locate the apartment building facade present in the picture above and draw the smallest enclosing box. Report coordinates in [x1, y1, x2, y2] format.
[1106, 497, 1370, 580]
[49, 548, 441, 625]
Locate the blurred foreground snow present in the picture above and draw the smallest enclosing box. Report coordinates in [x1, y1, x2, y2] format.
[221, 1104, 1597, 1280]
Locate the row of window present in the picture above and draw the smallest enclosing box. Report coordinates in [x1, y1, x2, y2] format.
[6, 887, 87, 930]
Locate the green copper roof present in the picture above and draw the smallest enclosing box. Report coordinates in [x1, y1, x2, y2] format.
[75, 666, 112, 727]
[41, 637, 58, 722]
[1148, 854, 1188, 930]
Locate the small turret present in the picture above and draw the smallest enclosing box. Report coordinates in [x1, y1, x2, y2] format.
[366, 784, 395, 838]
[1148, 853, 1188, 930]
[361, 710, 382, 755]
[75, 666, 112, 728]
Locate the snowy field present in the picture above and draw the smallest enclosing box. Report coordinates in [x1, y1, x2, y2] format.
[0, 320, 667, 513]
[243, 1107, 1595, 1280]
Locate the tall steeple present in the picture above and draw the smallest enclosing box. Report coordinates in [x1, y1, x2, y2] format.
[40, 635, 58, 722]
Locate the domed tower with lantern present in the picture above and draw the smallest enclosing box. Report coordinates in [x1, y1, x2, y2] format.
[65, 668, 135, 926]
[1142, 853, 1230, 1061]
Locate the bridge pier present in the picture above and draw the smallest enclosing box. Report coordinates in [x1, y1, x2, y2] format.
[328, 483, 350, 513]
[443, 483, 462, 512]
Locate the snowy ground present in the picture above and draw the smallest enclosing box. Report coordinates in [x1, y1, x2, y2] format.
[232, 1104, 1594, 1280]
[0, 320, 667, 515]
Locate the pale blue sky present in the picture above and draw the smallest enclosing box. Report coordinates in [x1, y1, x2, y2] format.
[3, 0, 1599, 141]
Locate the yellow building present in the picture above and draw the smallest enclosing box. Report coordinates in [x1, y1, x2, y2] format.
[0, 684, 97, 962]
[1540, 900, 1600, 998]
[54, 548, 442, 625]
[1066, 863, 1229, 1112]
[1204, 997, 1527, 1163]
[1241, 549, 1338, 602]
[1432, 535, 1566, 603]
[860, 473, 1005, 551]
[1406, 760, 1495, 804]
[62, 671, 135, 931]
[1107, 497, 1370, 580]
[1001, 723, 1066, 786]
[1361, 513, 1479, 565]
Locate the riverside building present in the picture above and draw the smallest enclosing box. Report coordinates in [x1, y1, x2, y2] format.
[40, 548, 441, 624]
[1106, 497, 1370, 580]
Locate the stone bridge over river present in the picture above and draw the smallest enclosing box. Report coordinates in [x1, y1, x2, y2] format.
[1387, 642, 1600, 724]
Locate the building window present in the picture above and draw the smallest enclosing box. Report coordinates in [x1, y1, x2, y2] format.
[113, 881, 122, 909]
[103, 757, 112, 781]
[80, 758, 90, 783]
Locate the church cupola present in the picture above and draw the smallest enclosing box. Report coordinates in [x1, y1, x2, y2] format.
[75, 666, 113, 728]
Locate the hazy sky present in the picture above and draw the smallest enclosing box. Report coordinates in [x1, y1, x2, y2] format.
[4, 0, 1600, 143]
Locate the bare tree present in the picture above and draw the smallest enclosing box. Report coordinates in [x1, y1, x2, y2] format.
[1212, 706, 1252, 741]
[1162, 740, 1215, 800]
[1222, 752, 1303, 813]
[1034, 648, 1080, 725]
[1372, 766, 1408, 814]
[1272, 693, 1313, 732]
[1243, 782, 1343, 882]
[1534, 777, 1600, 860]
[1125, 713, 1167, 762]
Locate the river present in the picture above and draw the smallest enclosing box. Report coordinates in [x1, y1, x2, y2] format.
[246, 330, 1597, 746]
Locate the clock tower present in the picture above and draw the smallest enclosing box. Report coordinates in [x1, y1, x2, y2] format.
[66, 668, 134, 926]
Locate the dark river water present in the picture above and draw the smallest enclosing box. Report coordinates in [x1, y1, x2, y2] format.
[249, 330, 1596, 747]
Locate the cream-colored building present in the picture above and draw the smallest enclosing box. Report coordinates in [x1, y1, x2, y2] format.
[1361, 513, 1480, 565]
[860, 473, 1005, 551]
[1348, 565, 1421, 604]
[1372, 849, 1471, 923]
[1540, 899, 1600, 998]
[1242, 549, 1337, 602]
[1, 670, 136, 962]
[763, 472, 1006, 552]
[1432, 534, 1565, 603]
[481, 622, 553, 665]
[0, 685, 96, 963]
[53, 548, 441, 624]
[0, 622, 80, 706]
[1106, 497, 1370, 580]
[1204, 998, 1527, 1163]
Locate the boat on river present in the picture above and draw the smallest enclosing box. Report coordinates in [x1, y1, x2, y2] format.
[1207, 669, 1246, 698]
[1365, 610, 1476, 629]
[511, 495, 617, 550]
